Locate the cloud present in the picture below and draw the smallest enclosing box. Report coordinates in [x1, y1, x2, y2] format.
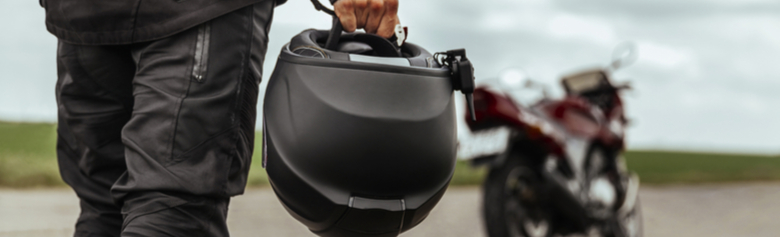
[548, 14, 617, 45]
[636, 42, 696, 69]
[3, 0, 780, 153]
[551, 0, 780, 18]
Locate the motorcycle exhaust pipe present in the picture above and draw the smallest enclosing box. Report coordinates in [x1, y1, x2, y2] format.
[540, 170, 589, 230]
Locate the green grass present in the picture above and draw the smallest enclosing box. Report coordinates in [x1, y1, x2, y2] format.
[624, 150, 780, 184]
[1, 121, 779, 188]
[446, 150, 780, 186]
[0, 122, 63, 187]
[247, 136, 269, 187]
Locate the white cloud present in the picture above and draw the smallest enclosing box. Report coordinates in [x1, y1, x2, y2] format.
[4, 0, 780, 153]
[481, 13, 519, 31]
[548, 14, 617, 44]
[636, 42, 696, 69]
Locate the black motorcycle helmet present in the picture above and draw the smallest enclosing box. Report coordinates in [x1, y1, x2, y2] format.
[262, 1, 476, 236]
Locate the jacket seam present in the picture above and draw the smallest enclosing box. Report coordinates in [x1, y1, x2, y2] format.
[223, 6, 254, 197]
[129, 0, 143, 42]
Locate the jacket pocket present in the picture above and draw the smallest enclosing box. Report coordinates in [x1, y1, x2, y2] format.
[192, 22, 211, 82]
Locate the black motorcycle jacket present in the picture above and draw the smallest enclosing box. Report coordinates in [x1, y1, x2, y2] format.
[41, 0, 286, 45]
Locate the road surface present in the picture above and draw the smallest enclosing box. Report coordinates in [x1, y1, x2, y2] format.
[2, 183, 780, 237]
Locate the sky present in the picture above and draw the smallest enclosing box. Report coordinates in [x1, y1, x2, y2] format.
[1, 0, 778, 154]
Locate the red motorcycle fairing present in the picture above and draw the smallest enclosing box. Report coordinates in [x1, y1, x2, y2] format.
[466, 87, 566, 156]
[539, 96, 623, 149]
[465, 86, 626, 160]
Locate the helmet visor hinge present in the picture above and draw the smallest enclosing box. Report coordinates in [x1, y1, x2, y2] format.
[436, 49, 477, 121]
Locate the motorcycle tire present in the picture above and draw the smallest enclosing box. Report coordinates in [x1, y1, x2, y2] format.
[613, 195, 643, 237]
[587, 147, 643, 237]
[482, 155, 553, 237]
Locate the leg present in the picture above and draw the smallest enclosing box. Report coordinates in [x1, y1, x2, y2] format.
[111, 2, 275, 236]
[56, 42, 136, 237]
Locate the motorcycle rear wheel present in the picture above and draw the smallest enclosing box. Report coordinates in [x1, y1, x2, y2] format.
[483, 156, 553, 237]
[588, 148, 644, 237]
[620, 199, 643, 237]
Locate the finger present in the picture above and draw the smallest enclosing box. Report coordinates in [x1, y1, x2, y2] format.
[375, 0, 398, 38]
[353, 0, 369, 30]
[364, 0, 385, 34]
[334, 0, 357, 32]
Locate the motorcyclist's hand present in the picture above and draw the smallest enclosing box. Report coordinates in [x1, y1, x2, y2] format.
[334, 0, 399, 38]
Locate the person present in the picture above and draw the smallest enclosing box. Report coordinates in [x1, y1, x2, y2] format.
[42, 0, 400, 236]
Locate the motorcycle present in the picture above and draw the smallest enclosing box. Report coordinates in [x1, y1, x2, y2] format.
[459, 45, 642, 237]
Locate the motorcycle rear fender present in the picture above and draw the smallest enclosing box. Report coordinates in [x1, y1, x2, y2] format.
[466, 88, 524, 131]
[467, 87, 571, 157]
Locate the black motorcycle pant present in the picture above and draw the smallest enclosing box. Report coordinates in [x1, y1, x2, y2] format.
[54, 2, 274, 236]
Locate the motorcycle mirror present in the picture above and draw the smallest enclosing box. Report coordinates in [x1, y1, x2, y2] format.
[523, 79, 538, 89]
[609, 42, 638, 71]
[499, 68, 528, 88]
[614, 82, 632, 91]
[523, 79, 551, 99]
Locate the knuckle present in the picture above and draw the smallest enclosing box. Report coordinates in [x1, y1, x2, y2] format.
[355, 0, 367, 8]
[343, 22, 356, 31]
[370, 0, 383, 11]
[386, 0, 398, 9]
[342, 0, 354, 9]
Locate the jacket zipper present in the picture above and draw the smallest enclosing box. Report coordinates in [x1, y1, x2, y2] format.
[192, 23, 211, 82]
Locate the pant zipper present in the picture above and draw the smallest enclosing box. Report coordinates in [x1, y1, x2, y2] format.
[192, 23, 211, 82]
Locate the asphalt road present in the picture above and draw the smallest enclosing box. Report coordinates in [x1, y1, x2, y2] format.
[2, 183, 780, 237]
